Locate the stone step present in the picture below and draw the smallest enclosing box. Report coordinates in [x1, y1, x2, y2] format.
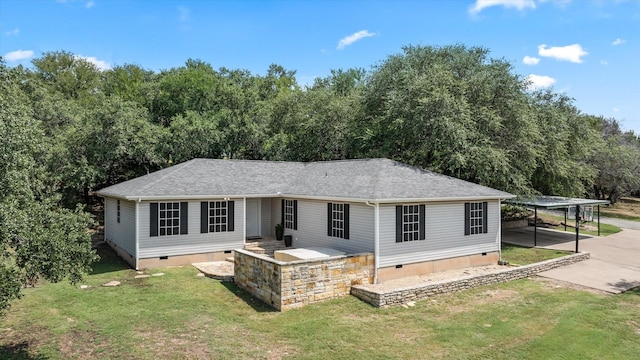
[225, 256, 234, 263]
[244, 240, 289, 257]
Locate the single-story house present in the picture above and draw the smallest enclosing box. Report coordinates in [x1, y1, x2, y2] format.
[96, 158, 515, 282]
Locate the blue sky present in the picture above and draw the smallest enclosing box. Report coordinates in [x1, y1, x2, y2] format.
[2, 0, 639, 133]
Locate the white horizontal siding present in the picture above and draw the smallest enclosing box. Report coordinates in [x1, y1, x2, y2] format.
[285, 199, 374, 254]
[138, 199, 245, 258]
[378, 200, 500, 268]
[104, 197, 136, 256]
[261, 198, 272, 237]
[272, 198, 282, 228]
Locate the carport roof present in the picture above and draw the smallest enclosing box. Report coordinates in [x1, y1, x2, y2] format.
[505, 196, 609, 210]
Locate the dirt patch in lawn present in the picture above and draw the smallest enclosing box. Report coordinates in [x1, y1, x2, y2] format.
[0, 324, 53, 358]
[532, 276, 610, 295]
[58, 328, 109, 360]
[445, 289, 520, 314]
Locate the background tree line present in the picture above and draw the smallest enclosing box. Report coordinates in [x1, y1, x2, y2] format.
[1, 45, 639, 312]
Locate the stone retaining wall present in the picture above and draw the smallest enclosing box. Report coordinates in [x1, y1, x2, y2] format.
[351, 252, 590, 308]
[501, 219, 529, 229]
[234, 249, 374, 311]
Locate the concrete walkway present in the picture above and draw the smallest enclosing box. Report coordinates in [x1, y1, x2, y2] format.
[503, 227, 640, 293]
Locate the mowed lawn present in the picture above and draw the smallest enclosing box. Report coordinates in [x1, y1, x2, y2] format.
[2, 247, 639, 360]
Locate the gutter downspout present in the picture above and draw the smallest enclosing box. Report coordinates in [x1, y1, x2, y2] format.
[498, 199, 502, 262]
[242, 197, 247, 245]
[135, 198, 141, 270]
[365, 201, 379, 284]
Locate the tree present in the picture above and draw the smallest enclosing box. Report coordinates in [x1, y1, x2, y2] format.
[591, 117, 640, 203]
[0, 60, 98, 315]
[529, 91, 600, 197]
[357, 44, 541, 194]
[31, 50, 102, 101]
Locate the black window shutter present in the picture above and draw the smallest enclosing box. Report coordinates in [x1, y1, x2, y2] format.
[396, 206, 402, 243]
[464, 203, 470, 236]
[180, 202, 188, 235]
[281, 199, 285, 227]
[327, 203, 332, 236]
[293, 200, 298, 230]
[228, 201, 234, 232]
[343, 204, 350, 239]
[200, 202, 208, 233]
[419, 204, 426, 240]
[482, 201, 488, 234]
[150, 202, 158, 237]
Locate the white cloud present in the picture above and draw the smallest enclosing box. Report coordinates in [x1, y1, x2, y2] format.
[538, 43, 587, 63]
[4, 49, 34, 61]
[526, 74, 557, 90]
[178, 6, 190, 22]
[539, 0, 573, 8]
[612, 38, 626, 45]
[75, 55, 111, 71]
[469, 0, 535, 15]
[337, 30, 376, 50]
[86, 0, 95, 8]
[523, 55, 540, 65]
[600, 60, 608, 65]
[613, 107, 619, 112]
[4, 28, 19, 36]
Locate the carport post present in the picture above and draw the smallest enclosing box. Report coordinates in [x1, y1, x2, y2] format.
[534, 206, 537, 247]
[564, 209, 567, 231]
[597, 205, 601, 236]
[575, 204, 580, 253]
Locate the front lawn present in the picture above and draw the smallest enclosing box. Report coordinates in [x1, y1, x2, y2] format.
[2, 246, 639, 359]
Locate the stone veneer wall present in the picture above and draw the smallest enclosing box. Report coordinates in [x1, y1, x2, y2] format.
[351, 252, 590, 308]
[234, 249, 374, 311]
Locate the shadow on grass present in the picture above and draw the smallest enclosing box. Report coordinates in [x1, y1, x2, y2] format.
[624, 287, 640, 296]
[89, 244, 131, 275]
[220, 281, 278, 313]
[608, 279, 640, 293]
[0, 343, 49, 360]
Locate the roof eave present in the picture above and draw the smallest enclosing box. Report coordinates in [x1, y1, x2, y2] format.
[98, 192, 516, 203]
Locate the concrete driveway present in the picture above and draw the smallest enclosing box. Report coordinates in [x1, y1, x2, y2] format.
[503, 227, 640, 293]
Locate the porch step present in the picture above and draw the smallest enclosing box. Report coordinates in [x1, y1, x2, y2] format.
[225, 256, 234, 263]
[244, 239, 290, 257]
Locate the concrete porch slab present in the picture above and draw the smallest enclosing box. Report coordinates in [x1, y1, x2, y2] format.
[274, 247, 346, 262]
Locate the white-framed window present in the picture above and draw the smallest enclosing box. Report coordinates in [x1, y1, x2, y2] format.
[159, 202, 181, 236]
[117, 200, 121, 223]
[402, 205, 420, 242]
[284, 199, 295, 230]
[465, 202, 487, 235]
[396, 204, 425, 242]
[200, 201, 234, 234]
[331, 203, 344, 238]
[327, 202, 349, 239]
[209, 201, 228, 233]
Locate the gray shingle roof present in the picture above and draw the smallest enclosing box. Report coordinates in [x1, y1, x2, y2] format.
[96, 158, 514, 202]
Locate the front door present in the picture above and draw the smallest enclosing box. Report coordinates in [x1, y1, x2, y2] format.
[246, 199, 261, 238]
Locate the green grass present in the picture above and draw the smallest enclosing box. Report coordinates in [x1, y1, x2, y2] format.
[599, 211, 640, 222]
[2, 246, 639, 359]
[535, 212, 622, 236]
[501, 243, 572, 265]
